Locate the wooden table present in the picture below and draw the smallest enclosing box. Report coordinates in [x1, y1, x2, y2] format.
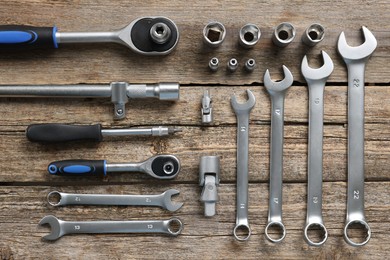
[0, 1, 389, 259]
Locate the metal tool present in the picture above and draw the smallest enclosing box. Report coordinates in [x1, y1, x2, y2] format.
[47, 154, 180, 180]
[301, 51, 334, 246]
[39, 215, 183, 240]
[209, 57, 219, 72]
[338, 26, 377, 247]
[26, 124, 182, 143]
[0, 82, 179, 120]
[47, 189, 183, 212]
[199, 156, 220, 217]
[227, 58, 238, 72]
[0, 16, 179, 55]
[231, 89, 256, 241]
[201, 90, 213, 124]
[203, 22, 226, 48]
[302, 23, 325, 46]
[272, 22, 296, 47]
[263, 65, 293, 243]
[244, 59, 256, 72]
[239, 24, 261, 48]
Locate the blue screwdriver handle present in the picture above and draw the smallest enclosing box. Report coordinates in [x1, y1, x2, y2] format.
[0, 25, 58, 50]
[48, 160, 106, 176]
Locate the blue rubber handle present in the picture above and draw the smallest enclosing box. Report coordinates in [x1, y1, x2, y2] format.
[48, 160, 106, 176]
[0, 25, 58, 49]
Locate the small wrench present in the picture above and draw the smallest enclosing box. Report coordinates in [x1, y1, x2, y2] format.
[231, 89, 256, 241]
[338, 26, 377, 246]
[39, 215, 183, 241]
[47, 189, 183, 212]
[263, 65, 293, 243]
[301, 51, 334, 246]
[48, 154, 180, 180]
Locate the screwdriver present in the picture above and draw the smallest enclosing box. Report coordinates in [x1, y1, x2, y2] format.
[26, 124, 182, 143]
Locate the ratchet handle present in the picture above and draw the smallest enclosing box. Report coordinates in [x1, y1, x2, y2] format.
[26, 124, 103, 142]
[48, 160, 106, 176]
[0, 25, 58, 50]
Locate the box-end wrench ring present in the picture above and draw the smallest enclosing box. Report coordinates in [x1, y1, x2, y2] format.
[263, 65, 293, 243]
[338, 26, 377, 247]
[301, 51, 334, 246]
[47, 189, 183, 212]
[231, 89, 256, 241]
[39, 215, 183, 241]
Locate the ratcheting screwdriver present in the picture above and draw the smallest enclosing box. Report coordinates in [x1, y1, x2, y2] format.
[0, 16, 179, 55]
[26, 124, 182, 143]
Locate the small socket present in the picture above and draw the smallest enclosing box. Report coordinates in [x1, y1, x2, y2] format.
[150, 22, 172, 44]
[302, 23, 325, 46]
[227, 58, 238, 72]
[209, 57, 219, 72]
[203, 22, 226, 48]
[239, 24, 261, 48]
[272, 22, 296, 47]
[244, 59, 256, 72]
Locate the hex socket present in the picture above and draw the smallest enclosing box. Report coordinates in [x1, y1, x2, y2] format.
[239, 24, 261, 48]
[302, 23, 325, 46]
[203, 22, 226, 48]
[272, 22, 296, 47]
[208, 57, 219, 72]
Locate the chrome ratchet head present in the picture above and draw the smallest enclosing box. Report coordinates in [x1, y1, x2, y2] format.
[162, 189, 184, 212]
[118, 16, 179, 55]
[263, 65, 294, 95]
[38, 215, 63, 241]
[301, 50, 334, 82]
[140, 154, 181, 179]
[230, 89, 256, 114]
[337, 26, 377, 63]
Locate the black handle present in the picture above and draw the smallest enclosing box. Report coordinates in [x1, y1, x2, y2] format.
[48, 160, 106, 176]
[0, 25, 58, 50]
[26, 124, 103, 143]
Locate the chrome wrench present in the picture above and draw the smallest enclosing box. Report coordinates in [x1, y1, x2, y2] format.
[0, 17, 179, 55]
[301, 51, 334, 246]
[231, 89, 256, 241]
[47, 189, 183, 212]
[39, 215, 183, 241]
[338, 26, 377, 246]
[263, 65, 293, 243]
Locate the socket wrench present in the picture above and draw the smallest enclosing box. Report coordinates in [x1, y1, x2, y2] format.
[301, 51, 334, 246]
[263, 66, 293, 243]
[0, 82, 179, 120]
[338, 26, 377, 246]
[0, 16, 179, 55]
[47, 189, 183, 212]
[231, 90, 256, 241]
[39, 215, 183, 241]
[48, 154, 180, 180]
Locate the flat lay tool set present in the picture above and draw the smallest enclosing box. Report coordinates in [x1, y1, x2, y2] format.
[0, 17, 377, 247]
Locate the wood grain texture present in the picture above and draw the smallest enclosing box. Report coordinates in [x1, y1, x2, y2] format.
[0, 0, 389, 259]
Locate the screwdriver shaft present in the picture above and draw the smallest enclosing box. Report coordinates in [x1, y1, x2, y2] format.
[101, 126, 181, 137]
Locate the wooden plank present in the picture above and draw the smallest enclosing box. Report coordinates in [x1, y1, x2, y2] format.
[0, 1, 388, 85]
[0, 182, 389, 259]
[0, 123, 388, 183]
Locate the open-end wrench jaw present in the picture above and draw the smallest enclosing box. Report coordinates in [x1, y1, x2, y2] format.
[162, 189, 184, 212]
[38, 215, 63, 241]
[230, 89, 256, 113]
[264, 65, 294, 95]
[301, 51, 334, 82]
[337, 26, 377, 63]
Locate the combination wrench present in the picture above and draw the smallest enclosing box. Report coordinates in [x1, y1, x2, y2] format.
[48, 154, 180, 180]
[263, 65, 293, 243]
[231, 89, 256, 241]
[301, 51, 334, 246]
[338, 26, 377, 246]
[0, 16, 179, 55]
[47, 189, 183, 212]
[39, 215, 183, 241]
